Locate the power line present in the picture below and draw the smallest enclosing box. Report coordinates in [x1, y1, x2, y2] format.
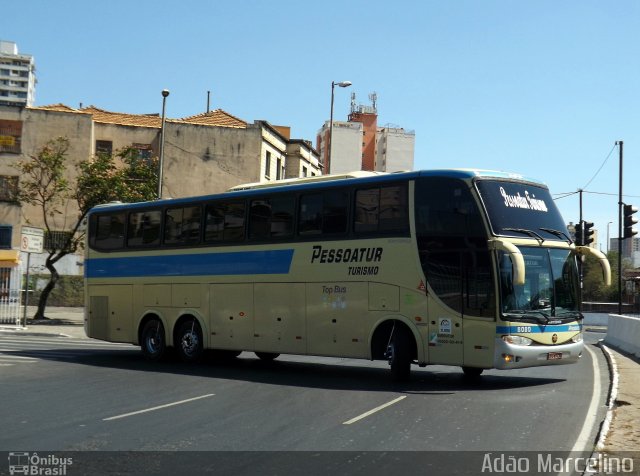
[581, 143, 617, 191]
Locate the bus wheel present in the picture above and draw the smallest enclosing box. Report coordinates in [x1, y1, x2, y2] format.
[388, 326, 412, 381]
[255, 352, 280, 361]
[141, 319, 166, 361]
[176, 319, 204, 363]
[462, 366, 484, 378]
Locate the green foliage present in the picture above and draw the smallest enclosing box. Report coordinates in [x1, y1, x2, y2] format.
[28, 275, 84, 307]
[14, 137, 71, 223]
[582, 251, 621, 301]
[76, 147, 159, 214]
[14, 138, 159, 318]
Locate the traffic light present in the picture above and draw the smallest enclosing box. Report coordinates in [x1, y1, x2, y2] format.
[583, 221, 595, 246]
[574, 222, 583, 246]
[623, 204, 638, 239]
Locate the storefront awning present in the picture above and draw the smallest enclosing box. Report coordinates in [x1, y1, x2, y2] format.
[0, 249, 21, 268]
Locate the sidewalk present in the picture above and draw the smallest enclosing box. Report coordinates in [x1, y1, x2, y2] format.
[0, 306, 86, 339]
[1, 307, 639, 456]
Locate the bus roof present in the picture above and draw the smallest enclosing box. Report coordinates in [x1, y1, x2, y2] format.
[88, 168, 546, 214]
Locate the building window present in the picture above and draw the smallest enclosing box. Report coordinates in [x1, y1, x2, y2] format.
[0, 120, 22, 154]
[96, 140, 113, 156]
[276, 158, 282, 180]
[302, 166, 308, 177]
[44, 231, 73, 251]
[0, 225, 12, 249]
[132, 143, 153, 161]
[0, 176, 18, 202]
[265, 151, 271, 179]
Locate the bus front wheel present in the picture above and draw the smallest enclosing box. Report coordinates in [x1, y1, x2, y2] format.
[141, 319, 166, 361]
[176, 319, 204, 363]
[388, 326, 412, 381]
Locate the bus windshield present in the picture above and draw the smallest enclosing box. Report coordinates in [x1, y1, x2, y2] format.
[475, 179, 569, 241]
[499, 247, 580, 321]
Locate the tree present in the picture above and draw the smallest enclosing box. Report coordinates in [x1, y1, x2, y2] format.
[14, 137, 158, 319]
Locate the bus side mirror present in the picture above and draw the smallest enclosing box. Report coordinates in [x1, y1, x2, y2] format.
[488, 239, 525, 286]
[574, 246, 612, 287]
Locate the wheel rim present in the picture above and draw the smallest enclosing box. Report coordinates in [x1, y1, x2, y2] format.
[181, 329, 199, 356]
[146, 324, 162, 354]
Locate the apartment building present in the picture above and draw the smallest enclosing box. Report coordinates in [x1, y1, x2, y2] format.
[317, 92, 415, 174]
[0, 41, 36, 107]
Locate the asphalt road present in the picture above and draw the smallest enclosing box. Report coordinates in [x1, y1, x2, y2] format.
[0, 331, 610, 475]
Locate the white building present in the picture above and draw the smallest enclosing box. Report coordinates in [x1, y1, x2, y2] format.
[0, 41, 36, 107]
[316, 93, 415, 174]
[375, 126, 415, 172]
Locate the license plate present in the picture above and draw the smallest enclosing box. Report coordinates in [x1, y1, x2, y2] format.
[547, 352, 562, 360]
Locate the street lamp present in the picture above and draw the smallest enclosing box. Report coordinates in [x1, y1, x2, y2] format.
[158, 89, 170, 199]
[328, 80, 352, 173]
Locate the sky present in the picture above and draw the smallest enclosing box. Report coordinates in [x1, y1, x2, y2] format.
[5, 0, 639, 249]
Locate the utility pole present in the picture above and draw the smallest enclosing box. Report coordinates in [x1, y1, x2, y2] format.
[617, 140, 623, 315]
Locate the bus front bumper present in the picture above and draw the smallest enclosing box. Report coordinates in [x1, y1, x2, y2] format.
[493, 338, 584, 369]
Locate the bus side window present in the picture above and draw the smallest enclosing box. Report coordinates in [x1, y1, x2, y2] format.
[127, 210, 161, 247]
[165, 206, 201, 246]
[93, 213, 125, 250]
[205, 201, 246, 243]
[249, 200, 271, 240]
[355, 185, 408, 234]
[323, 190, 348, 234]
[299, 194, 323, 235]
[355, 188, 379, 233]
[379, 185, 408, 231]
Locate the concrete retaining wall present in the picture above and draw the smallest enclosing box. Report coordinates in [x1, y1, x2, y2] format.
[605, 314, 640, 358]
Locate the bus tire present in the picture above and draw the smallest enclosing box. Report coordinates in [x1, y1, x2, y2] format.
[255, 352, 280, 361]
[141, 319, 166, 361]
[389, 326, 412, 381]
[462, 366, 483, 378]
[176, 319, 204, 363]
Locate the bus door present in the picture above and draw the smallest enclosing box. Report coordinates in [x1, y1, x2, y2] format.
[425, 251, 464, 365]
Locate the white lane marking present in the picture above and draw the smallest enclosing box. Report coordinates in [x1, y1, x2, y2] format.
[103, 394, 215, 421]
[571, 345, 602, 453]
[343, 396, 407, 425]
[0, 352, 39, 360]
[0, 337, 133, 347]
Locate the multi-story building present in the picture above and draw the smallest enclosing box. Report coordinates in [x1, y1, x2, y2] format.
[0, 41, 36, 107]
[317, 92, 415, 174]
[0, 103, 321, 274]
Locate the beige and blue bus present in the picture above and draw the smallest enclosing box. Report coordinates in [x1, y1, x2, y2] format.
[84, 169, 610, 380]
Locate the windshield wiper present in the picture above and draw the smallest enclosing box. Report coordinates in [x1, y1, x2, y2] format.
[540, 227, 572, 244]
[503, 310, 551, 324]
[503, 227, 545, 243]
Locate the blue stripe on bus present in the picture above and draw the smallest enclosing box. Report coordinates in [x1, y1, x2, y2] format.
[496, 324, 582, 334]
[85, 249, 295, 278]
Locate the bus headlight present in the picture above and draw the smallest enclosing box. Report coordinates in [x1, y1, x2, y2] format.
[571, 333, 583, 343]
[502, 335, 533, 346]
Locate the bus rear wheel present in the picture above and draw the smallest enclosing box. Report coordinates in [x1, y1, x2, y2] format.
[462, 366, 484, 378]
[388, 326, 412, 381]
[176, 319, 204, 363]
[141, 319, 166, 361]
[255, 352, 280, 361]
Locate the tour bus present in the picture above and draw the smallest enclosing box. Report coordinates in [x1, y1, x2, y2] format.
[84, 169, 610, 380]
